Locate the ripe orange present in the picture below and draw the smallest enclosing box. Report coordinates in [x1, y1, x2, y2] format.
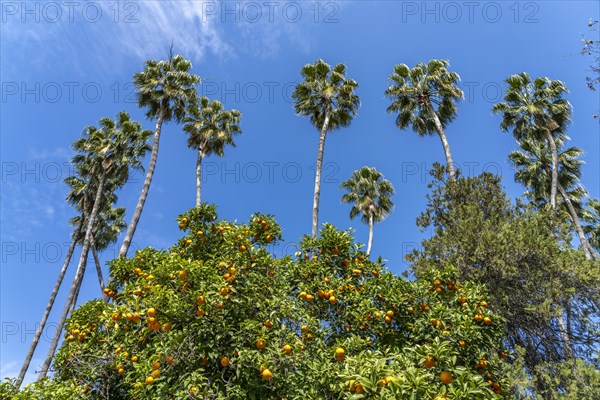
[131, 355, 139, 362]
[152, 362, 160, 370]
[305, 294, 314, 302]
[219, 287, 229, 296]
[239, 245, 247, 252]
[335, 347, 345, 361]
[145, 376, 154, 385]
[196, 295, 206, 305]
[282, 344, 292, 355]
[474, 313, 483, 322]
[256, 339, 266, 349]
[262, 368, 273, 380]
[300, 325, 309, 334]
[147, 308, 156, 317]
[423, 357, 436, 369]
[299, 291, 307, 299]
[264, 320, 273, 329]
[480, 300, 488, 308]
[386, 310, 394, 318]
[163, 322, 172, 331]
[220, 356, 230, 367]
[483, 317, 492, 325]
[329, 296, 336, 304]
[151, 369, 160, 379]
[440, 371, 452, 384]
[458, 340, 466, 348]
[117, 367, 125, 375]
[384, 316, 392, 324]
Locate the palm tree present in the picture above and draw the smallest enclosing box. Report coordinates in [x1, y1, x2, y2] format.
[118, 54, 200, 257]
[340, 166, 395, 256]
[183, 96, 242, 206]
[292, 59, 360, 237]
[385, 60, 463, 179]
[38, 113, 150, 380]
[493, 73, 571, 209]
[509, 135, 598, 260]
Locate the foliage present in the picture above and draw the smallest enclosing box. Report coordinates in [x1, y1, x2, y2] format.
[292, 59, 360, 132]
[340, 166, 395, 224]
[385, 59, 463, 136]
[6, 204, 510, 399]
[407, 165, 600, 398]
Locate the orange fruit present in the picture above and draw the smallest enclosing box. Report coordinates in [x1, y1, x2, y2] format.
[151, 369, 160, 379]
[256, 339, 266, 349]
[483, 317, 492, 325]
[145, 376, 154, 385]
[386, 310, 394, 318]
[474, 313, 483, 322]
[458, 340, 466, 348]
[264, 320, 273, 329]
[239, 245, 246, 252]
[282, 344, 292, 354]
[262, 368, 273, 380]
[152, 362, 160, 370]
[220, 356, 230, 367]
[305, 294, 314, 302]
[147, 308, 156, 317]
[440, 371, 452, 384]
[423, 357, 436, 369]
[335, 347, 345, 361]
[329, 296, 336, 304]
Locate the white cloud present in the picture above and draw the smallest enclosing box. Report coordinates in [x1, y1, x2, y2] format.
[1, 0, 320, 77]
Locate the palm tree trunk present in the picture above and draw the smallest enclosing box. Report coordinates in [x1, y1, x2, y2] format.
[366, 214, 374, 256]
[426, 102, 456, 179]
[68, 259, 86, 317]
[196, 146, 204, 208]
[544, 129, 558, 210]
[312, 110, 331, 237]
[90, 235, 105, 293]
[15, 223, 83, 388]
[558, 184, 599, 260]
[38, 171, 106, 380]
[118, 103, 165, 258]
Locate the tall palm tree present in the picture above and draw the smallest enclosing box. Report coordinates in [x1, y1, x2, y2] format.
[340, 166, 395, 256]
[292, 59, 360, 237]
[493, 73, 571, 209]
[183, 96, 242, 206]
[118, 54, 200, 257]
[38, 113, 150, 380]
[385, 60, 463, 179]
[509, 136, 598, 260]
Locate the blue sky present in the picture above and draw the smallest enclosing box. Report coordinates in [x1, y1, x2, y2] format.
[1, 0, 598, 384]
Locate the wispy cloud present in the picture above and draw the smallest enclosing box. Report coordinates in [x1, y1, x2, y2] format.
[2, 0, 322, 78]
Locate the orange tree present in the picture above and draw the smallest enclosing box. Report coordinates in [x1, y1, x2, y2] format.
[5, 204, 510, 399]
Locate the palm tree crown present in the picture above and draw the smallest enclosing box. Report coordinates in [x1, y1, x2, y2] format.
[340, 166, 395, 255]
[184, 97, 242, 156]
[385, 59, 463, 135]
[292, 59, 360, 131]
[134, 55, 200, 122]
